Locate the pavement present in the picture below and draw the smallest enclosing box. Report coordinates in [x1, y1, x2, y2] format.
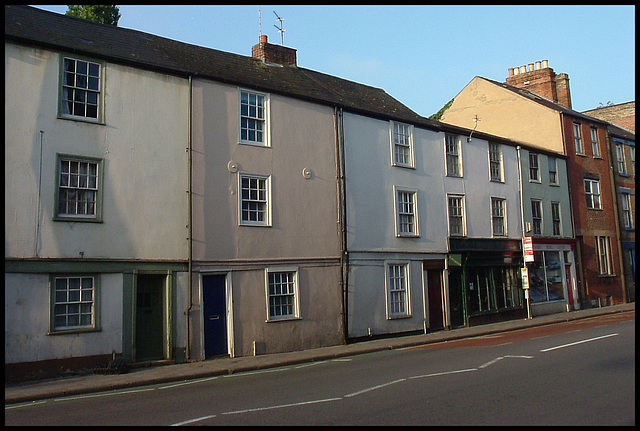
[5, 302, 635, 405]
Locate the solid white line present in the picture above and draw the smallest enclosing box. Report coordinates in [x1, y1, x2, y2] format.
[53, 387, 155, 402]
[540, 333, 619, 352]
[344, 378, 406, 398]
[5, 400, 46, 410]
[295, 361, 327, 369]
[171, 414, 217, 426]
[408, 368, 477, 380]
[221, 397, 342, 415]
[159, 376, 219, 389]
[222, 368, 289, 378]
[479, 355, 534, 369]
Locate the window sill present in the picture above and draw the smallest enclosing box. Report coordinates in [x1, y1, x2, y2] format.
[48, 327, 101, 336]
[58, 114, 104, 125]
[54, 216, 103, 223]
[392, 163, 416, 170]
[238, 141, 270, 148]
[266, 316, 301, 323]
[387, 314, 412, 320]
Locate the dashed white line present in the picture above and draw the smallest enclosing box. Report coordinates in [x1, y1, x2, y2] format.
[159, 376, 219, 389]
[540, 333, 618, 352]
[53, 387, 155, 402]
[408, 368, 477, 380]
[344, 378, 407, 398]
[171, 414, 217, 426]
[221, 397, 342, 415]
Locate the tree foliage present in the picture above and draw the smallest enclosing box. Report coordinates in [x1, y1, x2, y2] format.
[66, 5, 121, 26]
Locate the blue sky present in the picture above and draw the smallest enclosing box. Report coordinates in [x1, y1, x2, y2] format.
[34, 5, 635, 117]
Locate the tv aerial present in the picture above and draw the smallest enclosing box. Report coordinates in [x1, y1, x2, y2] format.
[273, 11, 285, 45]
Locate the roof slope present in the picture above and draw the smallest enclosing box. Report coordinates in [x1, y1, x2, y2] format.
[5, 5, 437, 127]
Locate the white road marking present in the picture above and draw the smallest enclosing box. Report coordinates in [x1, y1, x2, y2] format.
[540, 333, 618, 352]
[5, 400, 46, 410]
[479, 355, 534, 369]
[221, 397, 342, 415]
[295, 361, 327, 369]
[159, 376, 219, 389]
[344, 378, 407, 398]
[53, 387, 155, 402]
[171, 414, 217, 426]
[408, 368, 477, 380]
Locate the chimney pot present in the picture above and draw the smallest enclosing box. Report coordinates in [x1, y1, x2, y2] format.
[508, 67, 514, 77]
[513, 67, 520, 75]
[528, 63, 534, 72]
[535, 61, 541, 70]
[259, 34, 268, 43]
[542, 59, 549, 68]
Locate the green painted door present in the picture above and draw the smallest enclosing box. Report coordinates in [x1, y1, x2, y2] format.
[135, 275, 165, 361]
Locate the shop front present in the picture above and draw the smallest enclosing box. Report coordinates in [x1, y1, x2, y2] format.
[448, 238, 526, 328]
[527, 239, 578, 316]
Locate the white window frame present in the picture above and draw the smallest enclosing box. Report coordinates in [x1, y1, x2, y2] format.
[265, 268, 300, 321]
[488, 142, 504, 182]
[54, 154, 103, 222]
[50, 275, 99, 333]
[394, 186, 419, 237]
[60, 56, 104, 123]
[529, 153, 540, 183]
[239, 173, 271, 226]
[445, 134, 462, 177]
[238, 88, 270, 147]
[491, 197, 507, 237]
[390, 121, 415, 168]
[548, 156, 559, 185]
[573, 122, 584, 154]
[584, 179, 601, 210]
[447, 194, 466, 237]
[621, 192, 633, 229]
[385, 261, 411, 318]
[615, 144, 627, 175]
[551, 201, 562, 237]
[596, 236, 614, 276]
[531, 199, 543, 236]
[630, 146, 635, 177]
[590, 127, 601, 157]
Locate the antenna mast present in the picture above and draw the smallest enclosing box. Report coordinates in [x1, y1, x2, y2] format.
[273, 10, 285, 45]
[259, 5, 262, 36]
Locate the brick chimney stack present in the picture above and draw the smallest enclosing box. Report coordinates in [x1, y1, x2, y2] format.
[505, 60, 572, 109]
[252, 34, 297, 66]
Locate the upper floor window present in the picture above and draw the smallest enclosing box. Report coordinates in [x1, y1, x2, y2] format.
[584, 178, 601, 210]
[590, 127, 601, 157]
[239, 89, 269, 146]
[531, 199, 543, 235]
[61, 57, 102, 122]
[573, 123, 584, 154]
[445, 134, 462, 177]
[488, 143, 503, 182]
[54, 154, 103, 222]
[491, 197, 506, 237]
[630, 146, 635, 177]
[621, 192, 633, 229]
[448, 194, 466, 236]
[548, 156, 558, 185]
[529, 153, 540, 182]
[239, 173, 271, 226]
[551, 201, 562, 236]
[391, 121, 414, 168]
[615, 144, 627, 175]
[394, 187, 419, 237]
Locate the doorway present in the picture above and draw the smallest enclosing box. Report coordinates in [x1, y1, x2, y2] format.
[135, 274, 165, 361]
[426, 269, 445, 331]
[202, 274, 228, 357]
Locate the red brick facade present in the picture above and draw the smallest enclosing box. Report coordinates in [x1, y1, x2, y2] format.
[562, 116, 625, 304]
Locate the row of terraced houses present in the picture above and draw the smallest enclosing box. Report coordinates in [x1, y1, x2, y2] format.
[5, 5, 635, 381]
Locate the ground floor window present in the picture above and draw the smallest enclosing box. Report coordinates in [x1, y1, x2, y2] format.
[266, 270, 298, 320]
[51, 275, 96, 332]
[530, 250, 565, 303]
[386, 262, 410, 318]
[467, 266, 522, 314]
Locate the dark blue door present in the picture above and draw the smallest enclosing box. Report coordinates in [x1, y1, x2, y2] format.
[202, 275, 227, 357]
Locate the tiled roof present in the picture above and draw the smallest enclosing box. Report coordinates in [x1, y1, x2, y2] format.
[5, 5, 440, 128]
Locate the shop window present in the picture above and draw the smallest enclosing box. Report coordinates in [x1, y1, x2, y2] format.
[530, 250, 565, 303]
[467, 266, 522, 314]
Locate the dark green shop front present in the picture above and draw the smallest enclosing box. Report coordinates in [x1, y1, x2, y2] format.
[448, 238, 526, 327]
